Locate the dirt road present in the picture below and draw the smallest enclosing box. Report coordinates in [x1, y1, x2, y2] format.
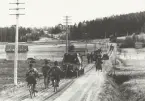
[53, 69, 104, 101]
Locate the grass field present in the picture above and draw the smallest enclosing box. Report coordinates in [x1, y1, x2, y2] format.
[0, 60, 45, 91]
[111, 48, 145, 101]
[0, 41, 109, 60]
[97, 46, 145, 101]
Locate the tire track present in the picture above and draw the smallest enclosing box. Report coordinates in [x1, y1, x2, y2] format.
[53, 69, 104, 101]
[34, 64, 95, 101]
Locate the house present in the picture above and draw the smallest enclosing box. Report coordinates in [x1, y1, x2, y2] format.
[5, 45, 28, 60]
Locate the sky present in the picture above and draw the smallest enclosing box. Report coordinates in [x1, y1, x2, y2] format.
[0, 0, 145, 27]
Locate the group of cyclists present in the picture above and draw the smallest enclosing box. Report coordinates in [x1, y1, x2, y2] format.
[86, 48, 104, 71]
[25, 45, 112, 93]
[25, 59, 62, 93]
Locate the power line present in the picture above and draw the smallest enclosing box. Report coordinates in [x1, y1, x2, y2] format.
[9, 0, 25, 86]
[63, 16, 71, 53]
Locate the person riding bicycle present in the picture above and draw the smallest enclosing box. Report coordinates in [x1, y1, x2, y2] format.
[87, 53, 91, 63]
[26, 64, 39, 92]
[95, 54, 103, 71]
[48, 61, 61, 87]
[41, 59, 51, 88]
[98, 48, 102, 54]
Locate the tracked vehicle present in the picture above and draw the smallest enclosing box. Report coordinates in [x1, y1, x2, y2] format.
[62, 52, 84, 78]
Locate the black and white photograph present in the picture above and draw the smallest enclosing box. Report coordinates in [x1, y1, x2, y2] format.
[0, 0, 145, 101]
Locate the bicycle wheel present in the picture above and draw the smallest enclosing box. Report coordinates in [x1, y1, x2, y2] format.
[44, 77, 48, 89]
[53, 80, 57, 92]
[29, 84, 35, 98]
[28, 84, 33, 98]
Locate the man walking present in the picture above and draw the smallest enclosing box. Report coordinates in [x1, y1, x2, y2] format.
[87, 53, 90, 63]
[42, 59, 51, 88]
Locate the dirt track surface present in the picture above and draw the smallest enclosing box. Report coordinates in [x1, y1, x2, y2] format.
[0, 64, 105, 101]
[54, 69, 104, 101]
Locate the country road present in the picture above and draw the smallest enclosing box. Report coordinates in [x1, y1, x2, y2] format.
[53, 68, 104, 101]
[0, 63, 105, 101]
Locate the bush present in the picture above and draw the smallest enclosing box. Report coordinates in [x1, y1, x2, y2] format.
[119, 36, 135, 48]
[110, 35, 117, 42]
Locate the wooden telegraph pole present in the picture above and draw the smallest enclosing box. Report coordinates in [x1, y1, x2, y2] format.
[64, 16, 71, 53]
[9, 0, 25, 85]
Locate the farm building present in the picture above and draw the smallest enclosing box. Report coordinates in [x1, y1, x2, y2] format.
[5, 45, 28, 60]
[135, 42, 143, 49]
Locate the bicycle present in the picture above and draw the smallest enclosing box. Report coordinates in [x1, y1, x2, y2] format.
[44, 76, 50, 89]
[28, 84, 35, 98]
[53, 79, 58, 92]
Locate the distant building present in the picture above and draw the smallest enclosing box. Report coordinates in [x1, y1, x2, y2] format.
[5, 45, 28, 60]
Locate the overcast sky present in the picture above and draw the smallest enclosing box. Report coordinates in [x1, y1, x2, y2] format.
[0, 0, 145, 27]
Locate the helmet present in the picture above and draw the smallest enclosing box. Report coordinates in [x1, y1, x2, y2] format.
[44, 59, 50, 64]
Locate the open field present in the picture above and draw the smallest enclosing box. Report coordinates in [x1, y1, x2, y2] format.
[0, 40, 109, 60]
[109, 48, 145, 101]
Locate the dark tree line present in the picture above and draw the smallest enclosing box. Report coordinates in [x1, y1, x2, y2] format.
[69, 11, 145, 40]
[49, 25, 62, 34]
[0, 26, 44, 42]
[1, 11, 145, 42]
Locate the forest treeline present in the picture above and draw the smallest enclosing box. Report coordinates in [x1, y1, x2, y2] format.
[69, 11, 145, 40]
[0, 25, 44, 42]
[1, 11, 145, 42]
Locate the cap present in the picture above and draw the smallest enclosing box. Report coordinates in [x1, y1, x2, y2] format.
[54, 61, 58, 65]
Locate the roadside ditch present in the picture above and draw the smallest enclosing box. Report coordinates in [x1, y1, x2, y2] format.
[98, 52, 145, 101]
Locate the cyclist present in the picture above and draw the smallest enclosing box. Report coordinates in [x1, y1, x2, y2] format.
[98, 48, 102, 54]
[41, 59, 51, 88]
[26, 64, 39, 92]
[95, 54, 103, 71]
[87, 53, 91, 63]
[48, 61, 61, 87]
[90, 52, 93, 63]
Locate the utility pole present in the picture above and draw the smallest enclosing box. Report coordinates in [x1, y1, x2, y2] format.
[104, 32, 107, 51]
[64, 16, 71, 53]
[127, 31, 128, 36]
[85, 33, 88, 50]
[9, 0, 25, 85]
